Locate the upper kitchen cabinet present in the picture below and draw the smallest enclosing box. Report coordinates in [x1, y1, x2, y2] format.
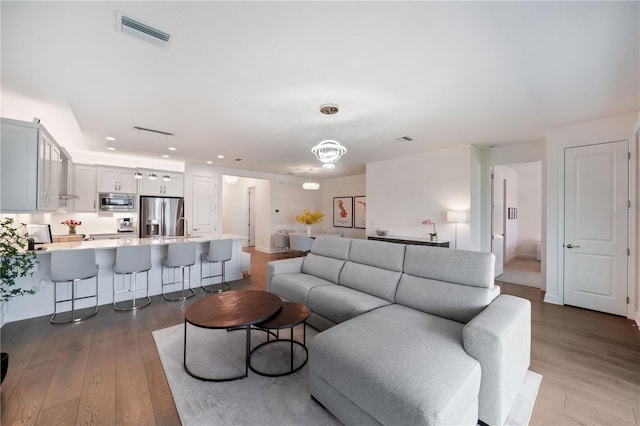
[0, 118, 65, 212]
[74, 164, 97, 211]
[97, 166, 137, 194]
[138, 171, 183, 197]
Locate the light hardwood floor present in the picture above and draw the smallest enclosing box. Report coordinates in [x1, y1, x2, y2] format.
[1, 249, 638, 425]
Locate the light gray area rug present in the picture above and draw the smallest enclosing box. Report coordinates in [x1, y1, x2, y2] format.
[496, 270, 542, 288]
[153, 323, 542, 426]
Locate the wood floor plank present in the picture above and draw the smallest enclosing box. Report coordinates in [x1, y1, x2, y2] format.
[76, 331, 116, 425]
[35, 398, 79, 426]
[114, 326, 156, 425]
[144, 358, 181, 426]
[1, 358, 58, 426]
[40, 336, 91, 410]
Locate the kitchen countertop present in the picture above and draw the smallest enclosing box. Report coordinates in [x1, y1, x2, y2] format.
[35, 234, 242, 252]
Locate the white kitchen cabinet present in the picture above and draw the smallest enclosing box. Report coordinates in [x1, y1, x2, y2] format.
[97, 167, 137, 193]
[0, 120, 39, 211]
[0, 118, 64, 212]
[74, 164, 97, 211]
[37, 131, 60, 211]
[138, 172, 183, 196]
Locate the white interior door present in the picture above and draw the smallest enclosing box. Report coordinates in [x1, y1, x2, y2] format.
[192, 174, 217, 236]
[491, 169, 504, 277]
[564, 141, 628, 316]
[248, 186, 256, 247]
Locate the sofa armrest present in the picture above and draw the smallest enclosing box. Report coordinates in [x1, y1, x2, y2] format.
[463, 295, 531, 426]
[266, 257, 304, 291]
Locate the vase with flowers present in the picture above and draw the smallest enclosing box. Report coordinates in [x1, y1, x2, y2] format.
[295, 209, 325, 235]
[61, 219, 82, 235]
[422, 219, 437, 241]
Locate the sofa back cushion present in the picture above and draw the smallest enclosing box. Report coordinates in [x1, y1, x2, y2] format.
[301, 237, 352, 284]
[348, 239, 406, 271]
[403, 245, 495, 288]
[310, 236, 352, 260]
[302, 254, 345, 284]
[396, 246, 497, 323]
[338, 239, 405, 301]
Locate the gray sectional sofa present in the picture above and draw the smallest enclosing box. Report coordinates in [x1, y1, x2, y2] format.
[267, 236, 531, 426]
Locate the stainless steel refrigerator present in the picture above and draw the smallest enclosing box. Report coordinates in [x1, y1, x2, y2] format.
[139, 196, 185, 238]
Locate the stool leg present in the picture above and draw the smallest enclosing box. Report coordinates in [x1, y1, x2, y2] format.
[131, 272, 137, 310]
[71, 279, 76, 322]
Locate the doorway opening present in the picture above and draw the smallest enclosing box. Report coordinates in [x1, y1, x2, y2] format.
[221, 175, 271, 251]
[492, 161, 543, 288]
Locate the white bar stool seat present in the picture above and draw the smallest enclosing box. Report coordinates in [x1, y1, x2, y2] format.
[50, 248, 99, 324]
[200, 239, 233, 292]
[113, 245, 152, 311]
[162, 242, 197, 301]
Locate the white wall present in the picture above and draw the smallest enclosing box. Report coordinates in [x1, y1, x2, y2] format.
[367, 146, 475, 250]
[512, 161, 542, 260]
[320, 174, 366, 239]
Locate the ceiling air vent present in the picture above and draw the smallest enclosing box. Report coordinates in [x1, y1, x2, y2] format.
[395, 136, 414, 143]
[117, 11, 170, 47]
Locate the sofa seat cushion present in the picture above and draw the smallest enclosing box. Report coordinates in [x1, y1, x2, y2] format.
[270, 273, 334, 305]
[308, 285, 392, 324]
[310, 304, 481, 425]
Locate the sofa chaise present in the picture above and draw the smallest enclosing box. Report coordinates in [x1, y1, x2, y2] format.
[267, 236, 531, 426]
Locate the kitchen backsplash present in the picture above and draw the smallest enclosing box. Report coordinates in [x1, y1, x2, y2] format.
[4, 212, 138, 236]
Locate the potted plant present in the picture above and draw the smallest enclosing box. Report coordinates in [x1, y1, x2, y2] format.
[422, 219, 438, 242]
[295, 209, 325, 235]
[0, 217, 38, 385]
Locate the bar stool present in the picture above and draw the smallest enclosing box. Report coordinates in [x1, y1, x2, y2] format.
[113, 245, 152, 311]
[162, 242, 196, 301]
[200, 239, 233, 292]
[50, 248, 99, 324]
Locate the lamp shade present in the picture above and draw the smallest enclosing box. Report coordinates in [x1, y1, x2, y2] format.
[446, 211, 467, 223]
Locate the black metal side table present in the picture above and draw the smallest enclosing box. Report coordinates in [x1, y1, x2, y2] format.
[249, 302, 309, 377]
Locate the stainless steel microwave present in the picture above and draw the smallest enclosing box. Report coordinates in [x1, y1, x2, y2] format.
[99, 193, 135, 212]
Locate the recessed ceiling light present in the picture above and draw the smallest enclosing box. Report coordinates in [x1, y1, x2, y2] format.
[107, 147, 116, 151]
[206, 161, 213, 164]
[162, 154, 170, 158]
[217, 155, 224, 159]
[168, 147, 176, 151]
[106, 136, 116, 141]
[322, 164, 335, 169]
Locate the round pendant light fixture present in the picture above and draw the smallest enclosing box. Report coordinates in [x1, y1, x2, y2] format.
[302, 180, 320, 190]
[312, 104, 347, 164]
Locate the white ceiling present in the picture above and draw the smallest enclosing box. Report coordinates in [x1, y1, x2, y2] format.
[2, 1, 638, 178]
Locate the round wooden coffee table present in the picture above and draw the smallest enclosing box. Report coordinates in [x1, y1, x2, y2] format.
[249, 302, 310, 377]
[184, 290, 282, 381]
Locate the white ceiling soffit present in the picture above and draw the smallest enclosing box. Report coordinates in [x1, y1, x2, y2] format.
[116, 11, 170, 47]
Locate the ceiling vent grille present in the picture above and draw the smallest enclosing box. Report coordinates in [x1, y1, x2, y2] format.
[395, 136, 414, 142]
[117, 11, 170, 47]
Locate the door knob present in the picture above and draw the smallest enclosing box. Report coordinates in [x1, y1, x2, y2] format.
[566, 244, 581, 249]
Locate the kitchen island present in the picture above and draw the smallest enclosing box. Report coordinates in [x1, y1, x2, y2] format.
[1, 235, 246, 325]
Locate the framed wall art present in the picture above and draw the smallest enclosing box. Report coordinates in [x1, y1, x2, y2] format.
[333, 196, 353, 228]
[354, 196, 366, 229]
